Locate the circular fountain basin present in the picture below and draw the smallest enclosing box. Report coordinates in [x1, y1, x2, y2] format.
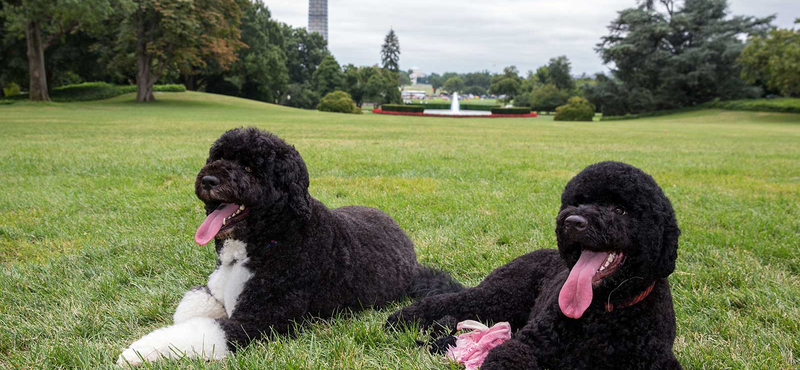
[422, 109, 492, 116]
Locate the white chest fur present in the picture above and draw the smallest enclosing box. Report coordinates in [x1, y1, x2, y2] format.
[207, 239, 254, 318]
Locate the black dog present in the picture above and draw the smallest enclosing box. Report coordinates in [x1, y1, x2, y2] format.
[387, 161, 682, 369]
[118, 127, 461, 366]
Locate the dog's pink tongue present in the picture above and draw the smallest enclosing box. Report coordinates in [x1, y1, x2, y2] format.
[195, 204, 240, 245]
[559, 250, 609, 319]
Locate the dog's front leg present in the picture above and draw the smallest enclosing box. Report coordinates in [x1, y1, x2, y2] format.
[117, 317, 229, 367]
[173, 285, 227, 324]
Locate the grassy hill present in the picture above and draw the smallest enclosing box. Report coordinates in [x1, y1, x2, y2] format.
[1, 92, 798, 369]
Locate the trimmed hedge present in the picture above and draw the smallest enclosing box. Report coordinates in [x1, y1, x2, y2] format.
[382, 104, 425, 113]
[705, 98, 800, 114]
[491, 107, 532, 114]
[7, 82, 186, 102]
[602, 98, 800, 121]
[600, 106, 705, 121]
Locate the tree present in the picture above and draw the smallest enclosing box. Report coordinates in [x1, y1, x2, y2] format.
[463, 71, 492, 90]
[597, 0, 773, 113]
[398, 70, 411, 86]
[0, 2, 29, 98]
[530, 84, 570, 113]
[428, 73, 443, 93]
[117, 0, 245, 102]
[235, 0, 288, 103]
[2, 0, 114, 101]
[283, 26, 329, 85]
[534, 66, 549, 85]
[465, 85, 487, 96]
[443, 76, 465, 94]
[739, 21, 800, 97]
[583, 73, 657, 116]
[381, 29, 400, 72]
[280, 82, 319, 109]
[545, 56, 574, 91]
[490, 66, 522, 103]
[312, 54, 344, 97]
[342, 64, 371, 107]
[513, 92, 531, 107]
[365, 68, 400, 106]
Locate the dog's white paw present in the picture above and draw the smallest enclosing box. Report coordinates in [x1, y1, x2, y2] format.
[116, 346, 154, 367]
[116, 317, 228, 366]
[173, 287, 227, 324]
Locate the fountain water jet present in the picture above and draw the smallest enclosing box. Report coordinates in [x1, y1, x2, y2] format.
[451, 92, 460, 113]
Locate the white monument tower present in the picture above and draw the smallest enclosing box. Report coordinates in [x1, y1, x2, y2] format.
[308, 0, 328, 41]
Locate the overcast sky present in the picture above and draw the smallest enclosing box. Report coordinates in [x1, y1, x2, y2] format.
[266, 0, 799, 76]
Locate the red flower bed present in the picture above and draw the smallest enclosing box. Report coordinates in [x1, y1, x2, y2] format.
[372, 108, 538, 118]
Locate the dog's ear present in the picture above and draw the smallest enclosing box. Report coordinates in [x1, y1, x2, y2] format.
[289, 182, 312, 221]
[653, 197, 680, 278]
[274, 147, 312, 222]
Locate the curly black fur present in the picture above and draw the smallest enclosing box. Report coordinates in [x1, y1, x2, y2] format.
[195, 127, 462, 351]
[387, 161, 682, 369]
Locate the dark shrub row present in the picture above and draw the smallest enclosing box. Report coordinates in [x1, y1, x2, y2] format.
[705, 98, 800, 114]
[491, 107, 531, 114]
[382, 104, 425, 113]
[6, 82, 186, 103]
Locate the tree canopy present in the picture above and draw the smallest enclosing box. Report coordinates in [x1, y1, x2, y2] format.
[2, 0, 114, 101]
[592, 0, 773, 114]
[115, 0, 245, 102]
[489, 66, 522, 103]
[312, 54, 344, 97]
[739, 21, 800, 97]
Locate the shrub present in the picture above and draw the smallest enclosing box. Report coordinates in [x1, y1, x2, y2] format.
[706, 98, 800, 114]
[3, 83, 21, 97]
[50, 82, 120, 101]
[317, 91, 362, 114]
[155, 84, 187, 93]
[382, 104, 425, 113]
[491, 107, 531, 114]
[554, 97, 596, 121]
[4, 83, 186, 102]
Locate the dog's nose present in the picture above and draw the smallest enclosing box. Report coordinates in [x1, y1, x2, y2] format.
[201, 175, 220, 190]
[565, 215, 588, 232]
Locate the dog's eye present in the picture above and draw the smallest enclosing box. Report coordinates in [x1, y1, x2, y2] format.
[244, 166, 253, 173]
[615, 207, 626, 215]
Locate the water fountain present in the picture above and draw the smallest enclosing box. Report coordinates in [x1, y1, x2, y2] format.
[422, 92, 490, 116]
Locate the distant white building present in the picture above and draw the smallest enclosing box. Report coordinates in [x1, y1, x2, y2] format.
[402, 90, 426, 100]
[409, 67, 425, 85]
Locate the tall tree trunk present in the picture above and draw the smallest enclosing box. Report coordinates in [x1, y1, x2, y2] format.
[136, 51, 156, 102]
[135, 7, 155, 102]
[25, 21, 50, 102]
[0, 81, 5, 98]
[183, 74, 197, 91]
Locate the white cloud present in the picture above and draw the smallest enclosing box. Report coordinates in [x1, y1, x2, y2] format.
[265, 0, 799, 75]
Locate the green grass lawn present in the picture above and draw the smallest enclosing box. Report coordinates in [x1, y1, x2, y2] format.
[1, 92, 798, 369]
